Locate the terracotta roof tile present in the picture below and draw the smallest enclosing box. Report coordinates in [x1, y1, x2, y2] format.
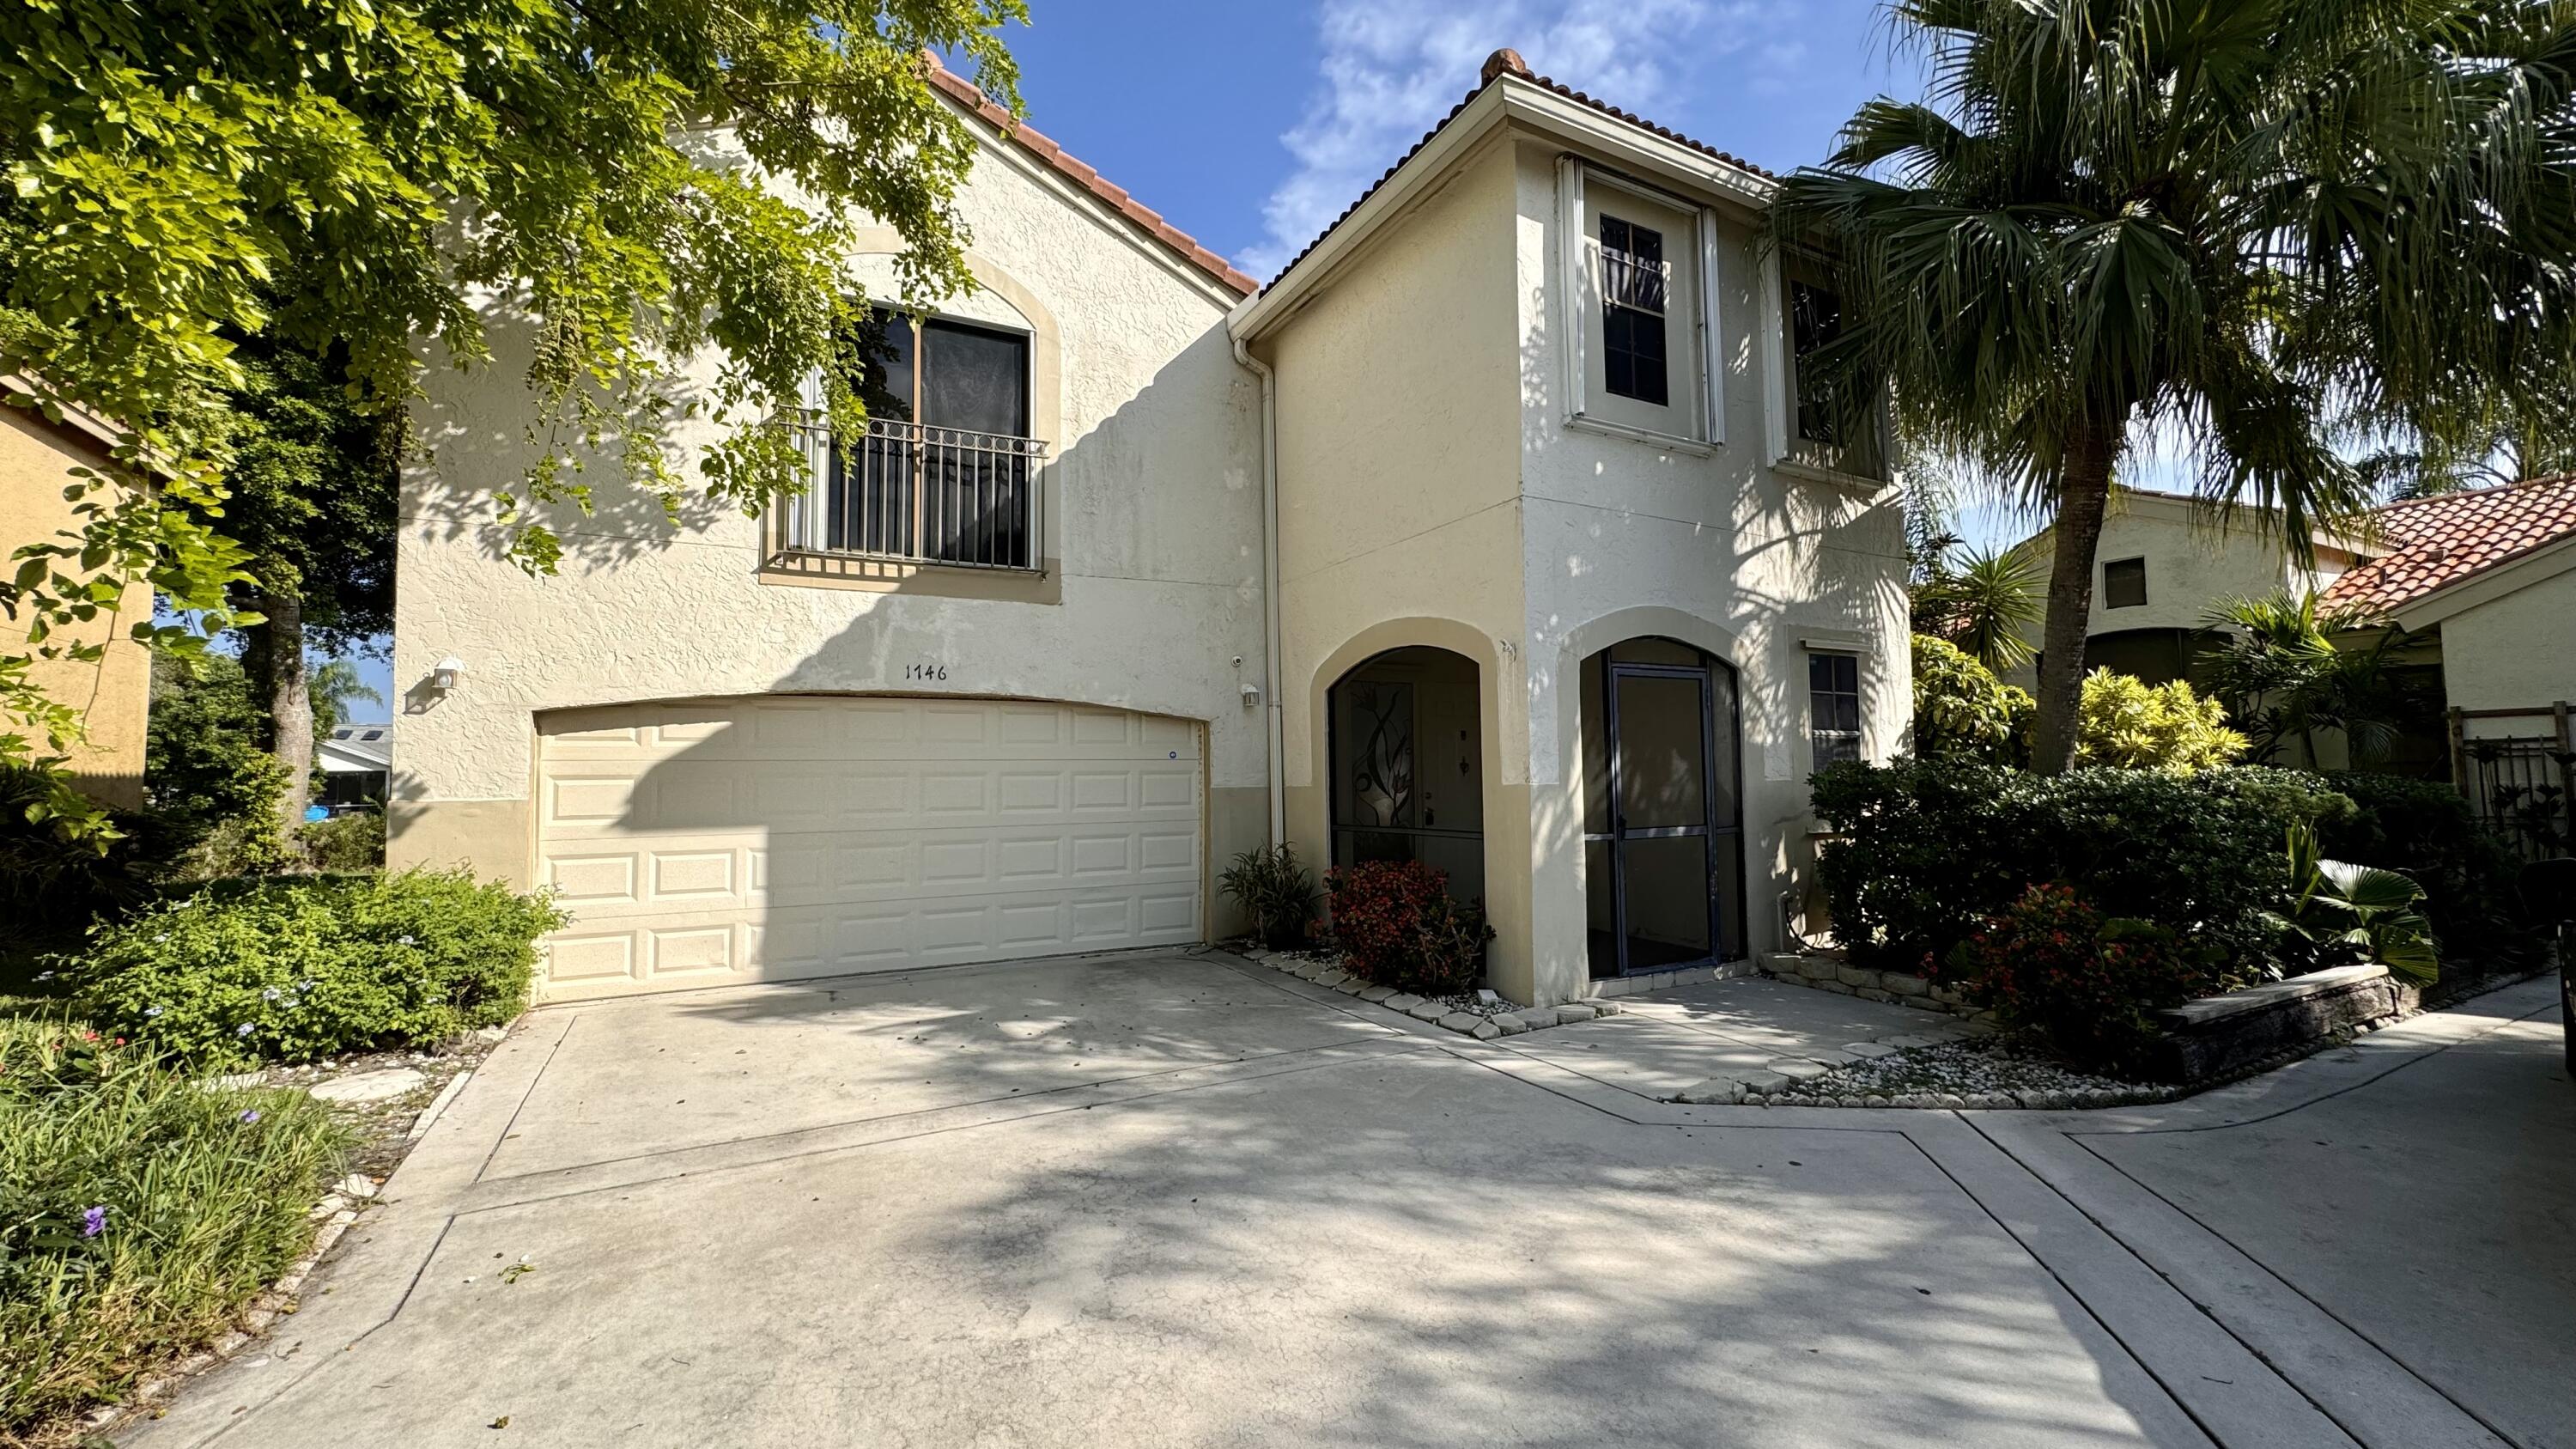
[2318, 473, 2576, 617]
[920, 58, 1258, 297]
[1263, 48, 1777, 294]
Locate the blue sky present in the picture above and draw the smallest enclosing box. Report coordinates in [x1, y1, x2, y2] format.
[343, 2, 1976, 716]
[1002, 0, 1917, 279]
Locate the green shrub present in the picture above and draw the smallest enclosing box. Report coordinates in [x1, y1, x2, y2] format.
[1218, 843, 1319, 950]
[66, 871, 567, 1064]
[0, 764, 185, 957]
[1410, 892, 1497, 997]
[1911, 634, 2032, 766]
[2320, 772, 2540, 969]
[1943, 884, 2225, 1072]
[2075, 668, 2247, 773]
[1, 1017, 349, 1432]
[1812, 759, 2354, 978]
[295, 811, 386, 873]
[2267, 825, 2439, 983]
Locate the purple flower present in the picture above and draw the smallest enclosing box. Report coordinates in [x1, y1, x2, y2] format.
[239, 1109, 261, 1123]
[81, 1205, 106, 1238]
[235, 1023, 255, 1038]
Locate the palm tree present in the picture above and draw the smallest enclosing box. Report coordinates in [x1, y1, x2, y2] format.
[2197, 591, 2428, 767]
[1922, 544, 2044, 672]
[1774, 1, 2576, 772]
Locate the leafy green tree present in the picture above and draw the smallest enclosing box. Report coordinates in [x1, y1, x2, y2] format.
[1774, 0, 2576, 773]
[185, 337, 400, 837]
[143, 653, 288, 874]
[2, 0, 1030, 826]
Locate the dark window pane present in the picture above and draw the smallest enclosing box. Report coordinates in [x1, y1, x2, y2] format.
[1791, 281, 1843, 444]
[1603, 307, 1669, 405]
[920, 320, 1029, 437]
[2105, 557, 2148, 609]
[836, 307, 914, 423]
[1601, 212, 1671, 407]
[1807, 650, 1862, 768]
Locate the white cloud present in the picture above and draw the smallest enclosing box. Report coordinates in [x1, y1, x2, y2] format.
[1239, 1, 1806, 277]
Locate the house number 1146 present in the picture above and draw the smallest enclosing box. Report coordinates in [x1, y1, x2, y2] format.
[904, 662, 948, 681]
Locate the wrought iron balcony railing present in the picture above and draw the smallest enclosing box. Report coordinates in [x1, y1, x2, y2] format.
[770, 411, 1048, 572]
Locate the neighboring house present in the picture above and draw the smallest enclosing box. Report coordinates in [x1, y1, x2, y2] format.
[0, 374, 151, 810]
[319, 722, 392, 812]
[390, 50, 1910, 1007]
[2011, 476, 2576, 852]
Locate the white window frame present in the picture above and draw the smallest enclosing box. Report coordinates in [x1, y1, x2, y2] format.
[1760, 247, 1894, 493]
[1556, 156, 1725, 453]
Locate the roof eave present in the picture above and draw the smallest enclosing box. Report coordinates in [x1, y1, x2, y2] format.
[1231, 74, 1776, 343]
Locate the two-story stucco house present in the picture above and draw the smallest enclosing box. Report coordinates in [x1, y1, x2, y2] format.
[389, 50, 1909, 1008]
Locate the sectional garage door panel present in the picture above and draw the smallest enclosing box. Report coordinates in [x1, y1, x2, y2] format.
[535, 697, 1203, 1000]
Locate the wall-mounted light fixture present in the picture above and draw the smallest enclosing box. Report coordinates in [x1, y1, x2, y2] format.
[430, 655, 465, 692]
[1240, 683, 1264, 709]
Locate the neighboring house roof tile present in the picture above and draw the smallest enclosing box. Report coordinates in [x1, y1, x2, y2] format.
[920, 60, 1258, 297]
[1262, 48, 1777, 294]
[2318, 473, 2576, 617]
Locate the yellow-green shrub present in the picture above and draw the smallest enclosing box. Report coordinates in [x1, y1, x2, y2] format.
[2076, 669, 2245, 773]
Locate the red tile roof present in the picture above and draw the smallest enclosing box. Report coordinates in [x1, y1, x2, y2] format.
[920, 58, 1258, 297]
[2319, 473, 2576, 617]
[1262, 48, 1777, 293]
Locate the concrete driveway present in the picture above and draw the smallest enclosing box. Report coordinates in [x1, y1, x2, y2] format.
[124, 953, 2570, 1448]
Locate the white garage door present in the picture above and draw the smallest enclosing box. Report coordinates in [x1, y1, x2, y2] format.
[534, 696, 1204, 1001]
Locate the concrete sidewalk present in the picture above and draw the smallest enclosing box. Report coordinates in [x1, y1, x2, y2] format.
[119, 955, 2569, 1448]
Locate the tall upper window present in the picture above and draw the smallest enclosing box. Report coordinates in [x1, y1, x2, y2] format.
[1789, 281, 1844, 446]
[1807, 652, 1862, 768]
[1600, 215, 1670, 407]
[802, 307, 1041, 569]
[2104, 557, 2148, 609]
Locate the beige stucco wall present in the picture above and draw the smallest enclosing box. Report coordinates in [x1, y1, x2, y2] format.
[0, 405, 149, 809]
[1262, 137, 1538, 993]
[2438, 557, 2576, 721]
[1257, 131, 1910, 1007]
[2007, 495, 2332, 685]
[391, 106, 1268, 928]
[1508, 142, 1908, 1003]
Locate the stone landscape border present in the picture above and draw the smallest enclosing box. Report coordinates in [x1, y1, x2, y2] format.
[1757, 950, 1997, 1026]
[1230, 946, 1620, 1038]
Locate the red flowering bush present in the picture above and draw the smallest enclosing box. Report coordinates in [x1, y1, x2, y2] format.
[1322, 861, 1491, 994]
[1942, 883, 2223, 1073]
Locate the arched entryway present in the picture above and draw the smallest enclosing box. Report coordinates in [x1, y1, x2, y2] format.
[1327, 646, 1484, 904]
[1578, 636, 1744, 975]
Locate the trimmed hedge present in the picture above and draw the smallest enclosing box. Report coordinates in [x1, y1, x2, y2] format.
[66, 871, 566, 1064]
[1813, 760, 2354, 980]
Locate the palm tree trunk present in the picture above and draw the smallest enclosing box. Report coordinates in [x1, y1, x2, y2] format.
[264, 588, 313, 847]
[2032, 426, 2115, 774]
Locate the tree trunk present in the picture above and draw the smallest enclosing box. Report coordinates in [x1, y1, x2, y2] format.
[264, 588, 313, 849]
[2031, 426, 2116, 774]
